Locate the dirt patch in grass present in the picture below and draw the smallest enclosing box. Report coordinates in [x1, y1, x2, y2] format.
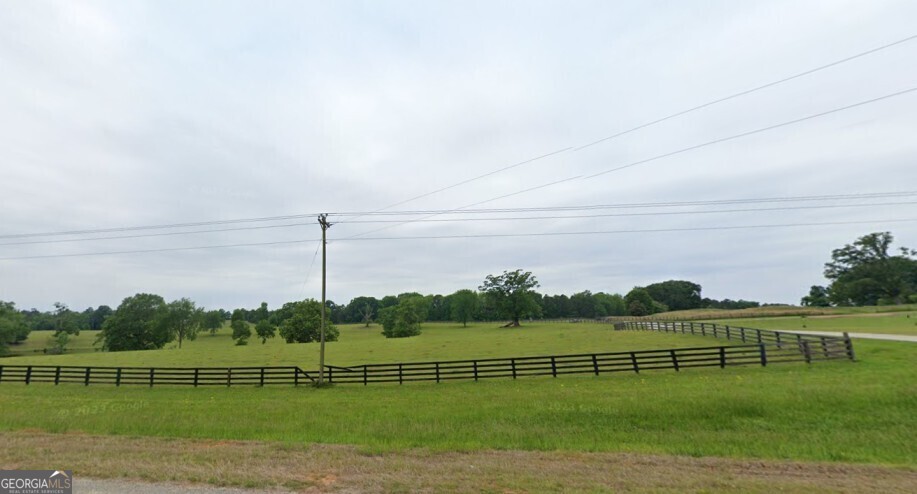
[1, 432, 914, 493]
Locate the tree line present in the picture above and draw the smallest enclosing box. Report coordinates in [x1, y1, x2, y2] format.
[801, 232, 917, 307]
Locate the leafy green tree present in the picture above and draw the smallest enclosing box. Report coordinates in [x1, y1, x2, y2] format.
[380, 296, 427, 338]
[46, 331, 70, 355]
[479, 269, 541, 327]
[201, 310, 225, 335]
[52, 302, 79, 336]
[96, 293, 170, 352]
[801, 285, 831, 307]
[163, 298, 202, 349]
[644, 280, 703, 311]
[594, 292, 627, 316]
[231, 320, 251, 345]
[255, 319, 276, 344]
[254, 302, 270, 323]
[0, 301, 30, 355]
[450, 289, 479, 327]
[824, 232, 917, 306]
[278, 299, 338, 343]
[625, 287, 657, 316]
[85, 305, 112, 330]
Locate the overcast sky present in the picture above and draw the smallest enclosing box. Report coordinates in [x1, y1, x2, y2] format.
[2, 0, 916, 312]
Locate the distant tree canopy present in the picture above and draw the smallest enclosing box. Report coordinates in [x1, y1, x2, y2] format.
[801, 285, 831, 307]
[645, 280, 702, 311]
[277, 299, 338, 343]
[97, 293, 171, 352]
[0, 300, 30, 354]
[379, 296, 427, 338]
[823, 232, 917, 306]
[450, 289, 479, 327]
[479, 269, 541, 327]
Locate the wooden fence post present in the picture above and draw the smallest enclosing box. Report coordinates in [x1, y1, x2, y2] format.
[149, 368, 154, 387]
[328, 366, 333, 383]
[473, 361, 478, 381]
[54, 366, 61, 385]
[670, 350, 679, 372]
[821, 337, 829, 358]
[399, 363, 404, 385]
[719, 347, 726, 368]
[844, 332, 856, 361]
[725, 326, 731, 340]
[363, 367, 368, 386]
[701, 323, 706, 336]
[293, 368, 298, 387]
[84, 367, 90, 386]
[775, 331, 782, 349]
[0, 366, 4, 383]
[25, 366, 32, 385]
[759, 344, 767, 367]
[511, 359, 517, 379]
[193, 368, 199, 387]
[116, 368, 122, 387]
[435, 362, 440, 383]
[630, 352, 639, 374]
[227, 368, 232, 387]
[802, 341, 812, 364]
[550, 356, 557, 378]
[592, 354, 599, 376]
[740, 327, 746, 342]
[259, 367, 265, 387]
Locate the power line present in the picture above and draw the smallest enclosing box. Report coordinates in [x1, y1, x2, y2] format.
[331, 201, 917, 224]
[573, 33, 917, 151]
[2, 218, 914, 261]
[331, 191, 917, 216]
[586, 86, 917, 178]
[0, 222, 314, 247]
[3, 191, 914, 247]
[5, 35, 914, 243]
[0, 213, 320, 240]
[338, 32, 917, 232]
[335, 218, 917, 242]
[339, 86, 917, 237]
[0, 238, 319, 261]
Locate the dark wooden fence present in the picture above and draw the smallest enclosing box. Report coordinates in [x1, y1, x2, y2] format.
[0, 322, 855, 387]
[617, 320, 855, 362]
[320, 343, 820, 385]
[0, 365, 315, 387]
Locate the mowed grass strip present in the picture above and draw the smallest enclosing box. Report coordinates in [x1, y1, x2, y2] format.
[4, 322, 747, 368]
[2, 431, 915, 493]
[1, 339, 913, 465]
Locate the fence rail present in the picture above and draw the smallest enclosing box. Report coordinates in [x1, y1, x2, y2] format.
[617, 320, 855, 362]
[0, 365, 315, 387]
[0, 322, 855, 387]
[320, 341, 828, 385]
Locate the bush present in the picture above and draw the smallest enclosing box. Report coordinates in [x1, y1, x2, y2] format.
[380, 298, 425, 338]
[278, 299, 338, 343]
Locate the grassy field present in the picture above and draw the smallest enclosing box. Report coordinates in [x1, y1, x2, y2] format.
[3, 322, 747, 368]
[1, 316, 914, 492]
[714, 311, 917, 336]
[648, 304, 917, 321]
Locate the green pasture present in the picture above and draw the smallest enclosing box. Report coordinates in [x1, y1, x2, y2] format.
[1, 316, 914, 466]
[0, 338, 913, 465]
[714, 311, 917, 336]
[3, 322, 746, 368]
[656, 304, 917, 321]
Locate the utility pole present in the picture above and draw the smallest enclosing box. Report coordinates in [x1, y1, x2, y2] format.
[318, 213, 332, 386]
